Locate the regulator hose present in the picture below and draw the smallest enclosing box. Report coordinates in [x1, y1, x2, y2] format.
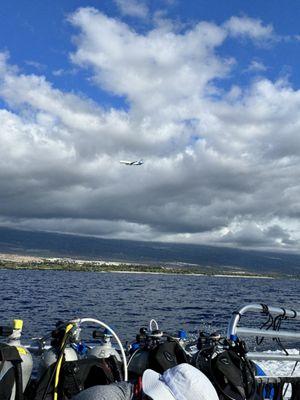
[53, 323, 74, 400]
[40, 323, 74, 400]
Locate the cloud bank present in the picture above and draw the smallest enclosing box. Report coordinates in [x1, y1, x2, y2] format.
[1, 9, 300, 251]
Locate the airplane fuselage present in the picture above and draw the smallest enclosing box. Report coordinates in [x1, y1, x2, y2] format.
[120, 160, 144, 165]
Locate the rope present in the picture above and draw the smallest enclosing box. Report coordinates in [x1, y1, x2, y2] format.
[255, 305, 290, 355]
[256, 304, 274, 346]
[272, 311, 289, 356]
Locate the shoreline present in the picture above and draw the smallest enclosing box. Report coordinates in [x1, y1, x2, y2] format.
[0, 266, 276, 279]
[109, 270, 275, 279]
[0, 252, 292, 279]
[0, 264, 279, 280]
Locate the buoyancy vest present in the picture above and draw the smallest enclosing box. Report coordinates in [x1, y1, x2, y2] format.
[0, 343, 23, 400]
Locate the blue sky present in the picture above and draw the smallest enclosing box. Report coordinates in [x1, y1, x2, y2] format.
[1, 0, 300, 251]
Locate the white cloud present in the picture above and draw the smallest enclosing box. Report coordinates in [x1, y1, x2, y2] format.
[52, 68, 78, 77]
[25, 60, 47, 71]
[114, 0, 149, 19]
[1, 10, 300, 252]
[69, 8, 228, 116]
[246, 59, 267, 72]
[220, 221, 296, 249]
[224, 16, 274, 43]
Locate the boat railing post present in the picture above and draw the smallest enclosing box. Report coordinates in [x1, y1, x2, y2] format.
[227, 303, 300, 364]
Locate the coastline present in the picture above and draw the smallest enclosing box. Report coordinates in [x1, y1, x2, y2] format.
[110, 270, 275, 279]
[0, 253, 285, 279]
[0, 265, 277, 279]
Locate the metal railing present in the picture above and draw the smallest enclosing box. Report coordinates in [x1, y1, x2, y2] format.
[227, 304, 300, 362]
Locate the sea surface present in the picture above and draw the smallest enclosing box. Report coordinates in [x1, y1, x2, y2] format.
[1, 269, 300, 349]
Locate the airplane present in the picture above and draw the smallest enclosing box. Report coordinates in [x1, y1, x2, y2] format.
[119, 159, 144, 166]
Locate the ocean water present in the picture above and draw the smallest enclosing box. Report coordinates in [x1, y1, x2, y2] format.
[1, 269, 300, 397]
[0, 269, 299, 346]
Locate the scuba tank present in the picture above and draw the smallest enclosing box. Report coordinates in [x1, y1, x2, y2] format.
[33, 321, 80, 400]
[193, 331, 257, 400]
[85, 328, 124, 383]
[37, 321, 79, 379]
[0, 319, 33, 400]
[33, 319, 126, 400]
[87, 329, 121, 361]
[38, 347, 78, 377]
[128, 323, 189, 377]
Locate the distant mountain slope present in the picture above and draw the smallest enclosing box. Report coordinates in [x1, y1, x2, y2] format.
[0, 227, 299, 274]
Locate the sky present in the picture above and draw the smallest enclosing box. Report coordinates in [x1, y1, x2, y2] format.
[2, 1, 300, 252]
